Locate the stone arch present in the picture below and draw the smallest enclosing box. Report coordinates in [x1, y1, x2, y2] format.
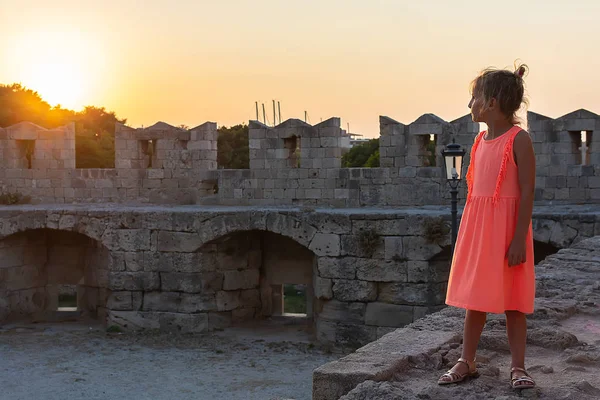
[0, 213, 112, 251]
[0, 228, 110, 324]
[196, 213, 318, 252]
[185, 228, 318, 330]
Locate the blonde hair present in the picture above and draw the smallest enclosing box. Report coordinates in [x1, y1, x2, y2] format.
[470, 61, 529, 125]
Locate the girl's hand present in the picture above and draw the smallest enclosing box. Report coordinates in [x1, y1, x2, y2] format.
[506, 238, 527, 267]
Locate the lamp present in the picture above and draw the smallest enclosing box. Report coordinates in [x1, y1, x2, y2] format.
[441, 139, 466, 253]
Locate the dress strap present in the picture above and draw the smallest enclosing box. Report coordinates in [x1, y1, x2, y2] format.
[465, 131, 484, 204]
[491, 126, 522, 204]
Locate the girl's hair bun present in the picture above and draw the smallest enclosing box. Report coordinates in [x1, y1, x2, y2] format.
[515, 63, 528, 79]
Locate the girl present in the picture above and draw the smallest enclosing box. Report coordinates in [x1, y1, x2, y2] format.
[437, 63, 536, 390]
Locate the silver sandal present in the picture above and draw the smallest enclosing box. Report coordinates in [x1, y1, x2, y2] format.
[438, 358, 479, 385]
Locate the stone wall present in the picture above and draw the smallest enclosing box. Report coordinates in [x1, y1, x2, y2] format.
[215, 109, 600, 207]
[0, 121, 218, 204]
[2, 109, 599, 206]
[2, 205, 597, 341]
[529, 109, 600, 202]
[0, 122, 76, 169]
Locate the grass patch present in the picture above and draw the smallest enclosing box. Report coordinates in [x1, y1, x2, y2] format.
[284, 284, 306, 314]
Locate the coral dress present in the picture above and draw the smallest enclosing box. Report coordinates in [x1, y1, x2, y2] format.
[445, 126, 535, 314]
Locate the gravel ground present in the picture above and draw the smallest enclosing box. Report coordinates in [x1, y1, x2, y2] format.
[0, 320, 343, 400]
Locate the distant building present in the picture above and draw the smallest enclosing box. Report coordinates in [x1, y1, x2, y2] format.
[341, 131, 371, 149]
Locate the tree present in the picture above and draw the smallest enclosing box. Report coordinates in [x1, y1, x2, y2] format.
[342, 138, 380, 168]
[218, 124, 249, 169]
[0, 83, 125, 168]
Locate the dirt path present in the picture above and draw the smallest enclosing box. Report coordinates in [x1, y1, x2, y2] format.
[0, 321, 342, 400]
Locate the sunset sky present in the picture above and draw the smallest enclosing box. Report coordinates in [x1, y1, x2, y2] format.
[1, 0, 598, 137]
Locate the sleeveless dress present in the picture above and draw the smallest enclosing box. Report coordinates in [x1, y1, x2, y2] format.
[445, 126, 535, 314]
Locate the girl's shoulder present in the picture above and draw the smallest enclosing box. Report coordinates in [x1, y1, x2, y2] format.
[513, 128, 532, 148]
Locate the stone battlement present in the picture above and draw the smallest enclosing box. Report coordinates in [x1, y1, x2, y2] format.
[1, 109, 598, 206]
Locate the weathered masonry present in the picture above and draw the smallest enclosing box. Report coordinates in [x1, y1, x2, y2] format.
[1, 205, 598, 346]
[1, 109, 599, 207]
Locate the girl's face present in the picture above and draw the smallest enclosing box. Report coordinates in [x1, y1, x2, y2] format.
[468, 88, 488, 123]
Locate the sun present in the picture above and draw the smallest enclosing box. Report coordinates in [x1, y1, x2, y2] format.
[8, 30, 104, 110]
[24, 61, 87, 109]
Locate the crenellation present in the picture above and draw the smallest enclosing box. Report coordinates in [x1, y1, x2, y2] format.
[0, 108, 598, 206]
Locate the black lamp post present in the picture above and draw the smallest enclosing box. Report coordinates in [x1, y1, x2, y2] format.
[441, 140, 466, 254]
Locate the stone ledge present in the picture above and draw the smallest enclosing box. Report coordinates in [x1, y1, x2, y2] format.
[312, 327, 460, 400]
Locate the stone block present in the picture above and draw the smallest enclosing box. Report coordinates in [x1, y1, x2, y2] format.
[309, 233, 341, 256]
[356, 260, 407, 282]
[406, 261, 432, 283]
[340, 235, 384, 259]
[216, 291, 241, 311]
[364, 302, 414, 327]
[160, 272, 223, 293]
[171, 252, 212, 273]
[378, 282, 444, 306]
[106, 291, 133, 311]
[179, 293, 218, 313]
[384, 237, 404, 260]
[102, 229, 151, 252]
[402, 236, 442, 261]
[315, 277, 333, 299]
[317, 257, 356, 279]
[265, 213, 317, 247]
[320, 300, 366, 324]
[222, 269, 259, 290]
[157, 231, 203, 252]
[142, 251, 175, 272]
[232, 307, 256, 322]
[142, 291, 181, 312]
[109, 272, 160, 291]
[332, 280, 377, 302]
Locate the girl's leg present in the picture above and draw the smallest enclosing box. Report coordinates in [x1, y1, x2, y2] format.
[506, 310, 534, 387]
[461, 310, 487, 361]
[439, 310, 487, 382]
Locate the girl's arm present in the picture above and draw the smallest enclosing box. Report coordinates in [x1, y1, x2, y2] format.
[508, 130, 536, 266]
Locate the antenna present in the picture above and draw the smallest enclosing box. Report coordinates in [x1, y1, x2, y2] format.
[304, 111, 307, 123]
[347, 123, 350, 134]
[255, 102, 259, 121]
[273, 100, 276, 127]
[262, 103, 266, 125]
[278, 101, 282, 124]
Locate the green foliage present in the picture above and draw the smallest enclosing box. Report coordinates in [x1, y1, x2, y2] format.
[423, 217, 450, 244]
[364, 150, 380, 167]
[284, 284, 307, 314]
[0, 84, 125, 168]
[106, 325, 122, 333]
[0, 191, 31, 205]
[342, 138, 379, 168]
[218, 124, 249, 169]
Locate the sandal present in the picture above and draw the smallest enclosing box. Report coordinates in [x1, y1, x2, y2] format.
[438, 357, 479, 385]
[510, 367, 536, 389]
